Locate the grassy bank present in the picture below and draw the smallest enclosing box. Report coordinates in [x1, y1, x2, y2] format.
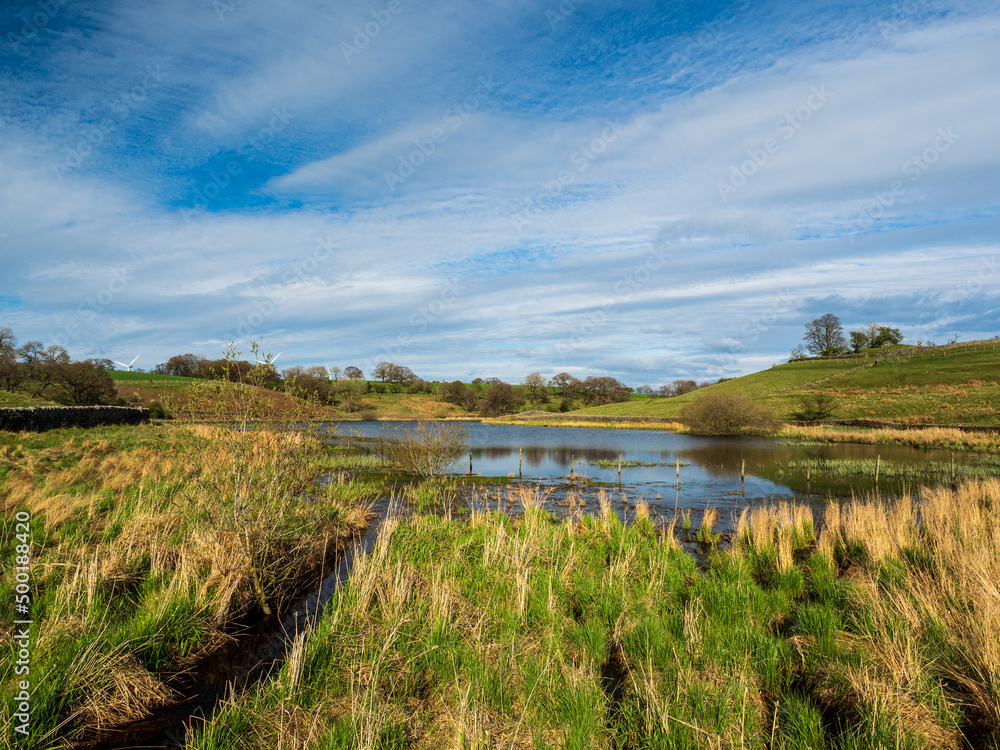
[577, 343, 1000, 426]
[0, 422, 370, 747]
[488, 417, 687, 432]
[189, 481, 1000, 749]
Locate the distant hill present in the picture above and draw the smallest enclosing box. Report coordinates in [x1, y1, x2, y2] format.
[576, 341, 1000, 426]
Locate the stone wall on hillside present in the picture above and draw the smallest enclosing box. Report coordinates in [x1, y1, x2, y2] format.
[0, 406, 150, 432]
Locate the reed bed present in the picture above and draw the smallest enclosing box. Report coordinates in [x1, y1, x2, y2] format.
[0, 422, 369, 747]
[190, 480, 1000, 749]
[781, 423, 1000, 453]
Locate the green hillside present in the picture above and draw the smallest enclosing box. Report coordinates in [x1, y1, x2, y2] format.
[578, 342, 1000, 425]
[107, 370, 202, 383]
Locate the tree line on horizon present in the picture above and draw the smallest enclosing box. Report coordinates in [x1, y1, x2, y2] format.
[0, 327, 118, 405]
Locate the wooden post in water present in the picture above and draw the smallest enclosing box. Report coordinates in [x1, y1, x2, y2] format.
[951, 452, 956, 483]
[807, 459, 811, 482]
[676, 458, 680, 487]
[571, 453, 575, 477]
[618, 454, 622, 484]
[519, 447, 522, 479]
[875, 455, 880, 487]
[468, 453, 472, 475]
[741, 459, 745, 493]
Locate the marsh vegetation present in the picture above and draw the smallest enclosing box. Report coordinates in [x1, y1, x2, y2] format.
[187, 481, 1000, 749]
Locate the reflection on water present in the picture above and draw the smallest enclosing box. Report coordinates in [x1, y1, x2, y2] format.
[325, 420, 984, 516]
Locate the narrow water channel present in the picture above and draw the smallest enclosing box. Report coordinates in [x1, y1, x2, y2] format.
[85, 506, 387, 750]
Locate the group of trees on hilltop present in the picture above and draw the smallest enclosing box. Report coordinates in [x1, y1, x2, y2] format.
[0, 327, 117, 405]
[792, 314, 904, 358]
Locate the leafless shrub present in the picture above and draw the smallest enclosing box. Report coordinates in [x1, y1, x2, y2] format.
[376, 421, 468, 477]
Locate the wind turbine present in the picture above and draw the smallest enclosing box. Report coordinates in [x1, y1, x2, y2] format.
[113, 355, 140, 372]
[253, 352, 282, 366]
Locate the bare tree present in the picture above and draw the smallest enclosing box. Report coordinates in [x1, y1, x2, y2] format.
[803, 314, 846, 356]
[666, 380, 699, 397]
[551, 372, 580, 397]
[344, 366, 363, 380]
[376, 422, 468, 477]
[522, 372, 547, 401]
[0, 327, 15, 355]
[53, 361, 117, 405]
[329, 365, 342, 381]
[579, 376, 631, 405]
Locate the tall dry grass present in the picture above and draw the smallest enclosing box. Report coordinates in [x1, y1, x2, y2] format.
[782, 423, 1000, 452]
[815, 479, 1000, 740]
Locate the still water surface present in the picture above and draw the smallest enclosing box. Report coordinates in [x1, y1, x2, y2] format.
[326, 421, 979, 520]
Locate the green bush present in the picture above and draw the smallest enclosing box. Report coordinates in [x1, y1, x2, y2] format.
[147, 400, 171, 419]
[681, 391, 780, 436]
[792, 392, 836, 421]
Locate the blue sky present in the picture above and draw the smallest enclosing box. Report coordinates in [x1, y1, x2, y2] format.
[1, 0, 998, 386]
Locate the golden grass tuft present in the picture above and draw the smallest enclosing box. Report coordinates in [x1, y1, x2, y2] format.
[62, 641, 177, 733]
[735, 501, 814, 569]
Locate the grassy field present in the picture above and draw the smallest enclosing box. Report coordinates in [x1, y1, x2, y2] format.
[578, 344, 1000, 425]
[0, 422, 371, 747]
[0, 392, 58, 408]
[187, 482, 1000, 749]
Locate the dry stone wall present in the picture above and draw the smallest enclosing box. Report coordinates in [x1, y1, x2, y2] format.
[0, 406, 150, 432]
